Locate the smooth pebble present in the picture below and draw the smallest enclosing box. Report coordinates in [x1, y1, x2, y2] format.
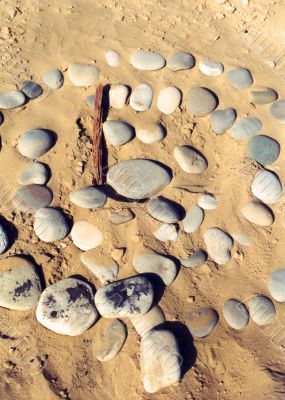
[241, 200, 274, 226]
[270, 100, 285, 123]
[96, 319, 127, 361]
[248, 295, 276, 326]
[147, 197, 182, 223]
[157, 86, 181, 115]
[17, 162, 49, 185]
[231, 117, 262, 140]
[186, 87, 218, 117]
[109, 85, 129, 109]
[153, 223, 179, 242]
[268, 269, 285, 302]
[105, 50, 120, 67]
[186, 308, 219, 337]
[199, 59, 224, 76]
[198, 193, 217, 210]
[13, 184, 53, 213]
[68, 63, 100, 87]
[110, 209, 135, 225]
[223, 299, 249, 330]
[180, 249, 207, 268]
[227, 67, 253, 89]
[130, 305, 165, 336]
[18, 128, 55, 159]
[174, 145, 208, 174]
[167, 51, 195, 71]
[42, 69, 64, 89]
[34, 207, 70, 242]
[81, 250, 119, 285]
[251, 170, 282, 204]
[247, 135, 280, 166]
[136, 123, 166, 144]
[250, 87, 278, 105]
[204, 227, 233, 265]
[210, 108, 237, 135]
[21, 80, 43, 99]
[103, 120, 134, 146]
[71, 221, 103, 251]
[85, 95, 95, 109]
[130, 83, 153, 112]
[131, 51, 165, 71]
[70, 186, 107, 209]
[183, 205, 204, 233]
[0, 90, 25, 109]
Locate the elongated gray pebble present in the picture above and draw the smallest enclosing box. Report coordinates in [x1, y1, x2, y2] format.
[17, 162, 49, 185]
[109, 85, 129, 109]
[251, 170, 282, 204]
[21, 80, 43, 99]
[68, 63, 100, 87]
[110, 209, 135, 225]
[0, 224, 9, 254]
[204, 227, 233, 265]
[18, 128, 56, 159]
[130, 306, 165, 336]
[268, 269, 285, 302]
[131, 51, 165, 71]
[183, 205, 204, 233]
[186, 308, 218, 337]
[199, 59, 224, 76]
[34, 207, 70, 242]
[248, 295, 275, 326]
[180, 249, 207, 268]
[105, 50, 120, 67]
[167, 51, 195, 71]
[147, 197, 181, 223]
[136, 123, 166, 144]
[0, 90, 25, 109]
[103, 120, 134, 146]
[42, 69, 64, 89]
[223, 299, 249, 329]
[210, 108, 237, 135]
[96, 319, 127, 361]
[270, 100, 285, 123]
[250, 87, 278, 105]
[247, 135, 280, 166]
[186, 87, 218, 117]
[13, 184, 53, 213]
[198, 193, 217, 210]
[81, 250, 119, 285]
[70, 186, 107, 209]
[153, 223, 179, 242]
[174, 145, 208, 174]
[157, 86, 181, 114]
[241, 201, 274, 226]
[231, 117, 262, 140]
[130, 83, 153, 112]
[227, 68, 253, 89]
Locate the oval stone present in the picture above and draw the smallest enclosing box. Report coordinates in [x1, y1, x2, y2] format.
[110, 209, 135, 225]
[204, 227, 233, 265]
[71, 221, 103, 251]
[223, 299, 249, 330]
[250, 87, 278, 105]
[105, 49, 120, 67]
[241, 201, 274, 226]
[231, 117, 262, 140]
[199, 59, 224, 76]
[183, 205, 204, 233]
[147, 197, 181, 223]
[157, 86, 181, 115]
[21, 80, 43, 99]
[198, 193, 217, 210]
[247, 135, 280, 165]
[42, 69, 64, 89]
[136, 123, 166, 143]
[13, 184, 53, 213]
[18, 128, 56, 159]
[268, 269, 285, 302]
[68, 63, 100, 87]
[186, 87, 218, 117]
[248, 295, 275, 326]
[17, 162, 49, 185]
[251, 170, 282, 204]
[0, 90, 26, 109]
[153, 223, 179, 242]
[167, 52, 195, 71]
[210, 108, 237, 135]
[186, 308, 219, 337]
[130, 83, 153, 112]
[81, 250, 119, 285]
[180, 249, 207, 268]
[34, 207, 70, 242]
[227, 67, 253, 89]
[109, 85, 129, 109]
[0, 224, 9, 254]
[130, 51, 165, 71]
[174, 145, 208, 174]
[270, 100, 285, 123]
[96, 319, 127, 361]
[70, 186, 107, 208]
[103, 120, 134, 146]
[130, 305, 165, 336]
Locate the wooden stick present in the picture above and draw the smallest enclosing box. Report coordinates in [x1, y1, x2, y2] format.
[92, 84, 104, 185]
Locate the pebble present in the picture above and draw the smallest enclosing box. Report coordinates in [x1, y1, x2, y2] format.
[183, 205, 204, 233]
[130, 306, 165, 336]
[69, 186, 107, 209]
[21, 80, 43, 99]
[210, 108, 237, 135]
[157, 86, 182, 114]
[186, 87, 218, 117]
[250, 87, 278, 105]
[130, 83, 153, 112]
[231, 117, 262, 140]
[204, 227, 233, 265]
[248, 295, 276, 326]
[251, 170, 282, 204]
[42, 69, 64, 89]
[222, 299, 249, 330]
[107, 159, 172, 199]
[109, 85, 129, 109]
[18, 128, 56, 159]
[17, 162, 49, 185]
[68, 63, 100, 87]
[153, 223, 179, 242]
[246, 135, 280, 165]
[270, 100, 285, 123]
[0, 224, 9, 254]
[227, 67, 253, 89]
[0, 111, 3, 126]
[85, 95, 95, 109]
[34, 207, 70, 242]
[147, 197, 181, 223]
[96, 319, 127, 361]
[136, 123, 166, 143]
[36, 278, 98, 336]
[0, 90, 26, 109]
[110, 209, 135, 224]
[180, 249, 207, 268]
[198, 193, 217, 210]
[13, 184, 53, 213]
[71, 221, 103, 251]
[130, 51, 166, 71]
[95, 275, 154, 318]
[231, 233, 252, 247]
[186, 308, 219, 337]
[103, 120, 134, 146]
[105, 50, 120, 67]
[0, 256, 42, 310]
[167, 51, 195, 71]
[80, 250, 119, 285]
[140, 329, 182, 393]
[199, 59, 224, 76]
[133, 249, 177, 285]
[174, 145, 208, 174]
[241, 201, 274, 226]
[268, 269, 285, 302]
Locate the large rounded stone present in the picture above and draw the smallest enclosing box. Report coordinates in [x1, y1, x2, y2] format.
[34, 207, 70, 242]
[130, 305, 165, 336]
[69, 186, 107, 208]
[167, 51, 195, 71]
[0, 90, 25, 109]
[42, 69, 64, 89]
[109, 85, 129, 109]
[130, 84, 153, 112]
[247, 135, 280, 166]
[186, 87, 218, 117]
[251, 170, 282, 204]
[248, 295, 275, 326]
[268, 269, 285, 302]
[174, 145, 208, 174]
[157, 86, 181, 115]
[227, 67, 253, 89]
[241, 201, 274, 226]
[18, 128, 56, 159]
[147, 197, 182, 223]
[17, 162, 49, 185]
[222, 299, 249, 330]
[210, 108, 237, 135]
[21, 80, 43, 99]
[250, 87, 278, 105]
[103, 120, 134, 146]
[68, 63, 100, 87]
[136, 123, 166, 144]
[96, 319, 127, 361]
[183, 205, 204, 233]
[199, 59, 224, 76]
[71, 221, 103, 251]
[80, 250, 119, 285]
[186, 308, 219, 337]
[231, 117, 262, 140]
[130, 51, 166, 71]
[204, 227, 233, 265]
[270, 100, 285, 123]
[13, 184, 53, 213]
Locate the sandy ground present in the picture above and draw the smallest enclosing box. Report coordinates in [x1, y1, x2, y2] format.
[1, 0, 285, 399]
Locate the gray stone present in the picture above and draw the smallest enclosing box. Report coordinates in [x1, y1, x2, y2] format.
[17, 128, 55, 159]
[153, 223, 179, 242]
[0, 90, 26, 109]
[250, 87, 278, 105]
[13, 184, 53, 213]
[85, 95, 95, 109]
[34, 207, 70, 242]
[186, 87, 218, 117]
[109, 85, 129, 109]
[167, 51, 195, 71]
[174, 145, 208, 174]
[42, 69, 64, 89]
[198, 193, 217, 210]
[186, 308, 218, 337]
[222, 299, 249, 330]
[130, 83, 153, 112]
[70, 186, 107, 209]
[204, 227, 233, 265]
[130, 306, 165, 336]
[147, 197, 181, 223]
[183, 205, 204, 233]
[68, 63, 100, 87]
[136, 123, 166, 143]
[103, 120, 134, 146]
[199, 59, 224, 76]
[21, 80, 43, 99]
[270, 100, 285, 123]
[80, 250, 119, 285]
[71, 221, 103, 250]
[268, 269, 285, 302]
[0, 224, 9, 254]
[227, 68, 253, 89]
[157, 86, 182, 114]
[210, 108, 237, 135]
[131, 51, 165, 71]
[180, 249, 207, 268]
[247, 135, 280, 165]
[241, 201, 274, 226]
[17, 162, 49, 185]
[248, 295, 276, 326]
[105, 50, 120, 67]
[251, 170, 282, 204]
[110, 209, 135, 225]
[96, 319, 127, 361]
[231, 117, 262, 140]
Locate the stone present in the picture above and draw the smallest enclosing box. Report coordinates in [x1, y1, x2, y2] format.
[210, 108, 237, 135]
[198, 193, 217, 210]
[251, 170, 282, 204]
[204, 227, 233, 265]
[246, 135, 280, 166]
[80, 250, 119, 285]
[183, 205, 204, 233]
[133, 249, 177, 285]
[180, 249, 207, 268]
[186, 87, 218, 117]
[153, 223, 179, 242]
[130, 306, 165, 336]
[130, 83, 153, 112]
[105, 50, 120, 67]
[95, 275, 154, 318]
[147, 197, 181, 223]
[270, 100, 285, 123]
[13, 184, 53, 213]
[231, 117, 262, 140]
[222, 299, 249, 330]
[185, 308, 218, 337]
[17, 162, 49, 185]
[109, 85, 129, 109]
[110, 209, 135, 225]
[42, 69, 64, 89]
[34, 207, 70, 242]
[174, 145, 208, 174]
[107, 159, 172, 200]
[248, 295, 275, 326]
[167, 51, 195, 71]
[17, 128, 56, 159]
[0, 256, 42, 310]
[231, 233, 252, 247]
[0, 90, 25, 109]
[241, 201, 274, 226]
[68, 63, 100, 87]
[71, 221, 103, 251]
[36, 278, 98, 336]
[130, 51, 166, 71]
[0, 224, 9, 254]
[85, 95, 95, 109]
[21, 80, 43, 99]
[227, 67, 253, 89]
[250, 87, 278, 105]
[199, 59, 224, 76]
[136, 123, 166, 144]
[0, 111, 3, 126]
[157, 86, 182, 115]
[69, 186, 107, 209]
[96, 319, 127, 361]
[268, 269, 285, 302]
[103, 120, 134, 146]
[140, 329, 182, 393]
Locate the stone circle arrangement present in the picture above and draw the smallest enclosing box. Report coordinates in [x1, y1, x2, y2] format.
[1, 49, 285, 393]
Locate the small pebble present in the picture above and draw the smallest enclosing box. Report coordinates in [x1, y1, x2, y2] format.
[241, 201, 274, 226]
[130, 51, 166, 71]
[153, 223, 179, 242]
[183, 205, 204, 233]
[110, 209, 135, 225]
[157, 86, 181, 115]
[85, 95, 95, 109]
[81, 250, 119, 285]
[130, 83, 153, 112]
[17, 128, 56, 159]
[42, 69, 64, 89]
[147, 197, 181, 223]
[17, 162, 49, 185]
[34, 207, 70, 242]
[251, 170, 282, 204]
[13, 184, 53, 213]
[0, 90, 26, 109]
[21, 80, 43, 99]
[248, 295, 276, 326]
[71, 221, 103, 251]
[186, 308, 219, 337]
[199, 59, 224, 76]
[0, 224, 9, 254]
[180, 249, 207, 268]
[210, 108, 237, 135]
[227, 67, 253, 89]
[246, 135, 280, 165]
[103, 120, 134, 146]
[231, 117, 262, 140]
[186, 87, 218, 117]
[130, 306, 165, 336]
[167, 51, 195, 71]
[269, 269, 285, 302]
[223, 299, 249, 330]
[69, 186, 107, 208]
[109, 85, 129, 109]
[198, 193, 217, 210]
[270, 100, 285, 124]
[68, 63, 100, 87]
[204, 227, 233, 265]
[105, 50, 120, 67]
[174, 145, 208, 173]
[136, 123, 166, 143]
[250, 87, 278, 105]
[96, 319, 127, 361]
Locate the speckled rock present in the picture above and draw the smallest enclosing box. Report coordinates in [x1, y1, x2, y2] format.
[180, 249, 207, 268]
[199, 59, 224, 76]
[131, 51, 165, 71]
[227, 68, 253, 89]
[110, 209, 135, 225]
[247, 135, 280, 166]
[223, 299, 249, 330]
[183, 205, 204, 233]
[70, 186, 107, 209]
[42, 69, 64, 89]
[109, 85, 129, 109]
[68, 63, 100, 87]
[186, 87, 218, 117]
[103, 120, 134, 146]
[96, 319, 127, 361]
[268, 269, 285, 302]
[270, 100, 285, 123]
[17, 162, 49, 185]
[231, 117, 262, 140]
[0, 90, 25, 109]
[248, 295, 276, 326]
[17, 128, 56, 159]
[241, 201, 274, 226]
[105, 50, 120, 67]
[80, 250, 119, 285]
[130, 306, 165, 336]
[21, 80, 43, 99]
[0, 224, 9, 254]
[198, 193, 217, 210]
[251, 170, 282, 204]
[13, 184, 53, 213]
[71, 221, 103, 251]
[157, 86, 181, 114]
[250, 87, 278, 105]
[153, 223, 179, 242]
[130, 83, 153, 112]
[186, 308, 219, 337]
[147, 197, 181, 223]
[136, 123, 166, 143]
[210, 108, 237, 135]
[34, 207, 70, 242]
[204, 227, 233, 265]
[167, 51, 195, 71]
[174, 145, 208, 174]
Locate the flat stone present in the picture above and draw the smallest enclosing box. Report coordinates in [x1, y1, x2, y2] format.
[80, 250, 119, 285]
[231, 233, 252, 247]
[36, 278, 98, 336]
[248, 295, 275, 326]
[204, 227, 233, 265]
[69, 186, 107, 209]
[198, 193, 217, 210]
[17, 162, 49, 185]
[107, 159, 172, 200]
[223, 299, 249, 330]
[247, 135, 280, 166]
[183, 205, 204, 233]
[136, 123, 166, 143]
[34, 207, 70, 242]
[231, 117, 262, 140]
[140, 329, 182, 393]
[0, 90, 26, 109]
[130, 83, 153, 112]
[131, 51, 166, 71]
[13, 184, 53, 213]
[105, 50, 120, 67]
[251, 170, 282, 204]
[0, 256, 42, 310]
[167, 51, 195, 71]
[133, 249, 177, 285]
[157, 86, 181, 115]
[103, 120, 134, 146]
[109, 85, 129, 109]
[96, 319, 127, 361]
[268, 269, 285, 302]
[186, 87, 218, 117]
[95, 275, 154, 318]
[0, 224, 9, 254]
[227, 68, 253, 89]
[153, 223, 179, 242]
[110, 209, 135, 225]
[241, 201, 274, 226]
[21, 80, 43, 99]
[270, 100, 285, 123]
[17, 128, 56, 159]
[42, 69, 64, 89]
[180, 249, 207, 268]
[210, 108, 237, 135]
[199, 59, 224, 76]
[147, 197, 181, 223]
[71, 221, 103, 251]
[250, 87, 278, 105]
[174, 145, 208, 174]
[186, 308, 219, 337]
[68, 63, 100, 87]
[130, 306, 165, 336]
[0, 112, 3, 126]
